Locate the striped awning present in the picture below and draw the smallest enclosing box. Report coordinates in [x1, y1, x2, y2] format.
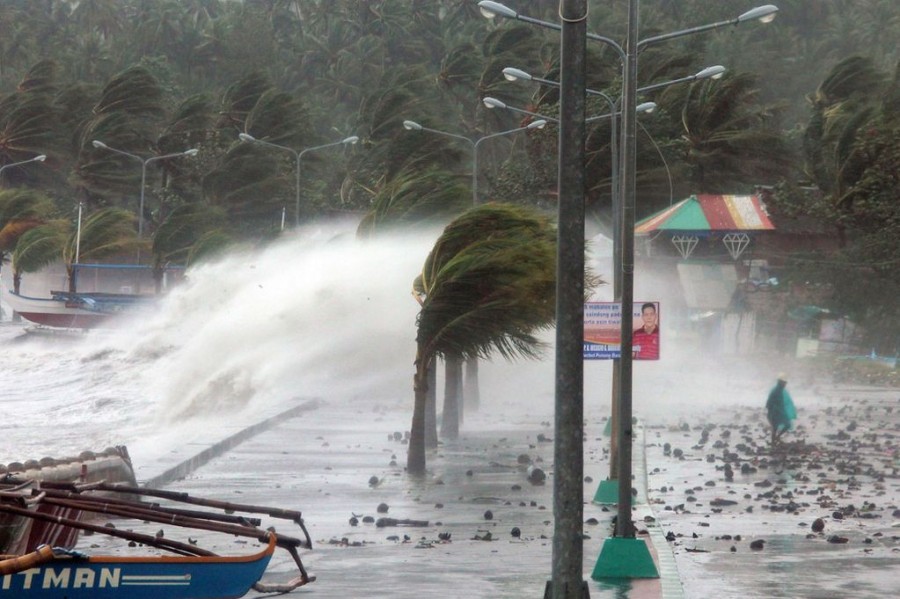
[635, 194, 775, 234]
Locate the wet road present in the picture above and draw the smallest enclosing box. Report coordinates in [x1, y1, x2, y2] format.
[74, 384, 898, 598]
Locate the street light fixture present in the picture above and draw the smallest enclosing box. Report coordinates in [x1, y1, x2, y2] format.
[0, 154, 47, 180]
[481, 97, 555, 123]
[402, 119, 547, 206]
[483, 95, 656, 123]
[91, 141, 198, 239]
[238, 133, 359, 227]
[480, 1, 778, 53]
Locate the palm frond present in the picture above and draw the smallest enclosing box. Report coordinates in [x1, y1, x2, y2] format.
[62, 207, 138, 265]
[93, 66, 164, 120]
[416, 203, 557, 364]
[11, 219, 68, 274]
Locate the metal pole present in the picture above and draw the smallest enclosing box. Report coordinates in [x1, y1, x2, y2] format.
[550, 0, 588, 596]
[615, 0, 639, 540]
[609, 99, 621, 480]
[75, 202, 83, 265]
[471, 140, 479, 205]
[139, 161, 148, 239]
[294, 152, 302, 227]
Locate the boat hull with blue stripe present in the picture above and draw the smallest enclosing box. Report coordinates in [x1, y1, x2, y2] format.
[1, 534, 276, 599]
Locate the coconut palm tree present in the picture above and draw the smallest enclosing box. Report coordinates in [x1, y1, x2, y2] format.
[10, 219, 68, 293]
[60, 207, 140, 292]
[201, 143, 284, 238]
[0, 188, 56, 286]
[151, 201, 227, 292]
[357, 165, 469, 236]
[669, 71, 795, 192]
[408, 203, 557, 475]
[802, 56, 885, 201]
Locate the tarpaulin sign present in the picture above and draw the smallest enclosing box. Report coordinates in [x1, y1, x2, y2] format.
[584, 301, 660, 360]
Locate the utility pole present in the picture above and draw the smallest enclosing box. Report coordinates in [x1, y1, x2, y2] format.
[548, 0, 589, 596]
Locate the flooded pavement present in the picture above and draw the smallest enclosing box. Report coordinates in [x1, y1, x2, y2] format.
[71, 381, 898, 598]
[645, 385, 899, 598]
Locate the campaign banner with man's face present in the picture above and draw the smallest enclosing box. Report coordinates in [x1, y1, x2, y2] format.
[583, 301, 660, 360]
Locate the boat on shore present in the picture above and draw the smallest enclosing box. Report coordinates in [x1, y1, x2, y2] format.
[0, 482, 315, 597]
[1, 262, 183, 330]
[0, 530, 310, 598]
[2, 288, 152, 329]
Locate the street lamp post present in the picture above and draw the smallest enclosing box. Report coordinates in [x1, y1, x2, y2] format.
[0, 154, 47, 181]
[401, 119, 547, 205]
[91, 141, 198, 239]
[552, 3, 588, 597]
[238, 133, 358, 227]
[481, 0, 779, 591]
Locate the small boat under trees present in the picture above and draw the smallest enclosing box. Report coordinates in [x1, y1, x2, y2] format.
[3, 286, 152, 329]
[2, 263, 183, 329]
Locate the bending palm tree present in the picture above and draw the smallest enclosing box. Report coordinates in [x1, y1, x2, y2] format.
[408, 203, 556, 475]
[62, 207, 140, 292]
[0, 188, 56, 284]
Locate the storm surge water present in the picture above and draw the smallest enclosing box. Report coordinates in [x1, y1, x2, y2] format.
[0, 221, 463, 471]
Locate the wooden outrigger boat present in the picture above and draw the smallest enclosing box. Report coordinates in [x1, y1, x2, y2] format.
[0, 481, 315, 597]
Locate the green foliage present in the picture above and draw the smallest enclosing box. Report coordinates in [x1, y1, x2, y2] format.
[415, 203, 557, 363]
[357, 166, 469, 236]
[218, 72, 273, 131]
[201, 143, 284, 237]
[93, 66, 165, 122]
[830, 357, 899, 387]
[62, 207, 139, 267]
[185, 229, 235, 266]
[244, 89, 314, 148]
[11, 219, 68, 276]
[675, 72, 796, 192]
[0, 188, 57, 257]
[152, 202, 228, 267]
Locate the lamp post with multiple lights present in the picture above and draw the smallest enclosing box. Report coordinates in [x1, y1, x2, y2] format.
[238, 133, 358, 228]
[91, 141, 198, 240]
[480, 0, 779, 594]
[401, 119, 547, 206]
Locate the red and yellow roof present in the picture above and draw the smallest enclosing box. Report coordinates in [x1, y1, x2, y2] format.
[635, 194, 775, 234]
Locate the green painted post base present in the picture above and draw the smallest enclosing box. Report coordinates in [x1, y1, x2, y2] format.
[592, 537, 660, 580]
[592, 478, 619, 504]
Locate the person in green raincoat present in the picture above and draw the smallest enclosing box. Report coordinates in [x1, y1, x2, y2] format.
[766, 374, 796, 445]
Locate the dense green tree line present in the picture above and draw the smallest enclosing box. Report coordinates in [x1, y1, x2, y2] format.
[0, 0, 897, 347]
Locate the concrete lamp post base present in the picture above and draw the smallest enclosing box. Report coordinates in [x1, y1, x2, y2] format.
[592, 479, 620, 505]
[592, 537, 660, 580]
